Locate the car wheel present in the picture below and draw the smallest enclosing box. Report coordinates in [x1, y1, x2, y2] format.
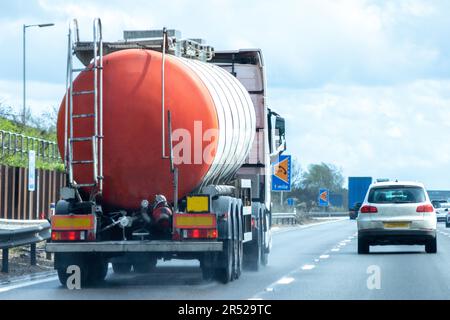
[357, 237, 369, 254]
[425, 238, 437, 254]
[446, 222, 450, 228]
[112, 263, 132, 274]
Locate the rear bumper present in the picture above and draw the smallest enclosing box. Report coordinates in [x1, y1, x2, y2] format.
[46, 240, 223, 253]
[358, 229, 436, 245]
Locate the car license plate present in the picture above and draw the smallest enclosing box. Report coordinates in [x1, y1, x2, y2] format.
[384, 222, 410, 229]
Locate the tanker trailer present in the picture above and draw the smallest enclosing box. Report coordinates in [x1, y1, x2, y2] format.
[46, 18, 287, 287]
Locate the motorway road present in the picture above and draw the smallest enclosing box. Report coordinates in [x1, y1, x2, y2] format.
[2, 218, 450, 300]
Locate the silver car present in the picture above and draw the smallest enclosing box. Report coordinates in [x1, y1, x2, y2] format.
[357, 181, 437, 254]
[435, 202, 450, 222]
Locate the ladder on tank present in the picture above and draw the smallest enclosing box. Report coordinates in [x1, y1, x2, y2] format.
[64, 18, 104, 195]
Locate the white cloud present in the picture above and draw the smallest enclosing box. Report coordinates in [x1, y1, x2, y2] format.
[270, 79, 450, 189]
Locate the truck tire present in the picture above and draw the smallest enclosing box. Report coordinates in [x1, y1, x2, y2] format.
[235, 207, 243, 278]
[57, 257, 107, 287]
[425, 238, 437, 254]
[261, 248, 269, 266]
[112, 263, 132, 274]
[57, 268, 71, 287]
[245, 219, 261, 271]
[231, 209, 240, 281]
[87, 259, 108, 285]
[446, 221, 450, 228]
[133, 256, 157, 273]
[260, 214, 269, 266]
[215, 239, 233, 284]
[357, 237, 369, 254]
[201, 266, 215, 281]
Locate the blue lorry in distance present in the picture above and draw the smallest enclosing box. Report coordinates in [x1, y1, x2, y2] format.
[348, 177, 373, 219]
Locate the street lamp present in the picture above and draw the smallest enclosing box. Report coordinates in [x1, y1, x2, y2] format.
[22, 23, 55, 126]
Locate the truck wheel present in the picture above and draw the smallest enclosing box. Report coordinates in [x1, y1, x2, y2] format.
[57, 268, 71, 287]
[133, 256, 157, 273]
[446, 221, 450, 228]
[236, 238, 243, 279]
[260, 218, 269, 267]
[261, 250, 269, 266]
[112, 263, 132, 274]
[200, 253, 216, 281]
[357, 237, 369, 254]
[215, 239, 233, 284]
[231, 213, 239, 280]
[245, 226, 261, 271]
[201, 266, 215, 281]
[87, 259, 108, 285]
[425, 238, 437, 254]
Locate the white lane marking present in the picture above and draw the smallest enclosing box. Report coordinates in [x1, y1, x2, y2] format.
[0, 276, 58, 294]
[331, 248, 340, 252]
[276, 277, 295, 285]
[248, 298, 264, 300]
[319, 255, 330, 259]
[265, 287, 274, 292]
[314, 259, 320, 262]
[302, 264, 316, 270]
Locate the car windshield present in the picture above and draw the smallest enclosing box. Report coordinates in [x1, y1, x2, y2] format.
[368, 186, 426, 204]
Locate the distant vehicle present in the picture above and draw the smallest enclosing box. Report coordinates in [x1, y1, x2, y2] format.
[349, 202, 362, 219]
[348, 177, 372, 220]
[435, 202, 450, 222]
[432, 199, 447, 209]
[357, 181, 437, 254]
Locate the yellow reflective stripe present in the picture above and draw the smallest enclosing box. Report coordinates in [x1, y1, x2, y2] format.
[52, 216, 94, 230]
[175, 215, 215, 228]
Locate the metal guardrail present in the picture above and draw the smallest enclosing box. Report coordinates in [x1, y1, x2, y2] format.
[272, 211, 350, 225]
[0, 130, 60, 162]
[307, 212, 349, 217]
[0, 219, 51, 273]
[272, 212, 297, 225]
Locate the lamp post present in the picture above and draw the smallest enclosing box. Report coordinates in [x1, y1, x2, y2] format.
[22, 23, 55, 126]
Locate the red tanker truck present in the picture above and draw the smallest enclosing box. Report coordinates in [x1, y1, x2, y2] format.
[46, 18, 287, 286]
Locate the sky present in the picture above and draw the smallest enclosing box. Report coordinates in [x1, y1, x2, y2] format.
[1, 0, 450, 189]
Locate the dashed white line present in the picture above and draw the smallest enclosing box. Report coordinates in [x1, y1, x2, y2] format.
[302, 264, 316, 270]
[331, 248, 340, 252]
[276, 277, 295, 285]
[319, 254, 330, 259]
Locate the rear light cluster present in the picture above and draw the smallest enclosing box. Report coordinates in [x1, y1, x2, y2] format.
[360, 205, 378, 213]
[183, 229, 218, 239]
[51, 230, 95, 241]
[417, 204, 434, 213]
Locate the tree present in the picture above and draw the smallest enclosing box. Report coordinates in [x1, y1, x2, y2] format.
[300, 162, 344, 193]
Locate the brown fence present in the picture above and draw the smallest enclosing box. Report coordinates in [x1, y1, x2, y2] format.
[0, 165, 66, 220]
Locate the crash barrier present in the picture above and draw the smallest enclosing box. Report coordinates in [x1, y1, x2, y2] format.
[307, 212, 349, 217]
[0, 130, 60, 162]
[272, 212, 297, 225]
[0, 219, 51, 273]
[272, 211, 349, 225]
